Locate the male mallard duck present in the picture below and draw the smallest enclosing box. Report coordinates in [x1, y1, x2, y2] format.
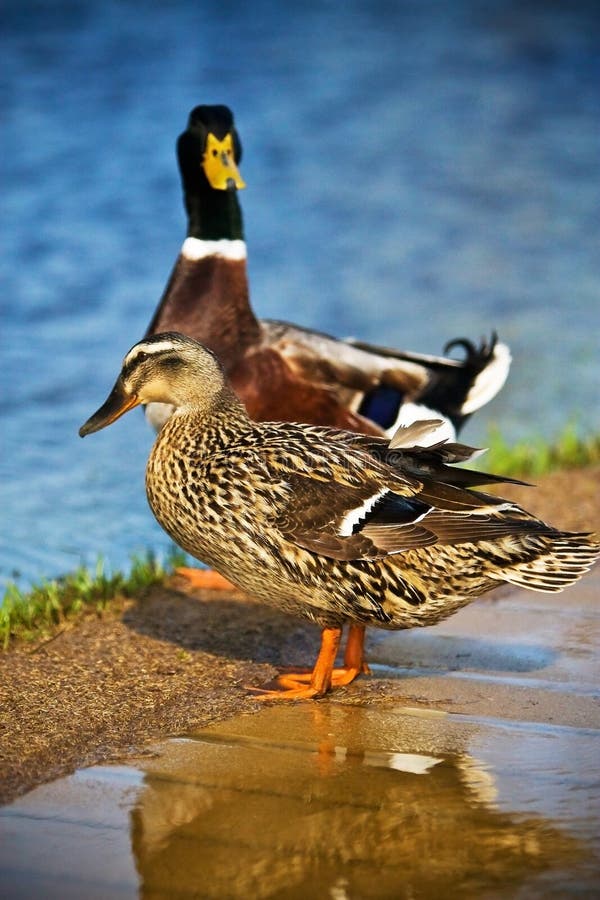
[144, 104, 511, 440]
[80, 333, 599, 699]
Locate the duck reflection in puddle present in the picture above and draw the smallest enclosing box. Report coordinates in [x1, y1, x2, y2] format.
[128, 705, 584, 898]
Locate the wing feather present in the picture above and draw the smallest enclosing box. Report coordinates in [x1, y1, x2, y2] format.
[251, 423, 542, 563]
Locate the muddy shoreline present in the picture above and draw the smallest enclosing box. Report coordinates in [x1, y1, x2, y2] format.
[1, 466, 598, 806]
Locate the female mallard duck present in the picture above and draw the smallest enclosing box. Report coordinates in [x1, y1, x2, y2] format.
[144, 104, 511, 440]
[80, 333, 599, 699]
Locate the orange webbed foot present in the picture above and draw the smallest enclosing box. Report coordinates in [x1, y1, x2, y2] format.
[174, 567, 236, 590]
[246, 679, 327, 701]
[246, 624, 371, 700]
[246, 664, 363, 701]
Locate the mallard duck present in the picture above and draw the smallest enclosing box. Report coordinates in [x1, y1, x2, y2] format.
[144, 104, 511, 440]
[79, 333, 599, 699]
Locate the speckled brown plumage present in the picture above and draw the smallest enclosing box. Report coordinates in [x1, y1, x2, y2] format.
[80, 333, 600, 698]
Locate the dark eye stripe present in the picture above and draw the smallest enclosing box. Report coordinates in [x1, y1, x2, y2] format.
[122, 343, 183, 380]
[161, 355, 182, 369]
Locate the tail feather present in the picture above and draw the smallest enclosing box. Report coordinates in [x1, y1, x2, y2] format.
[415, 334, 511, 429]
[367, 333, 512, 438]
[488, 534, 599, 593]
[461, 341, 512, 415]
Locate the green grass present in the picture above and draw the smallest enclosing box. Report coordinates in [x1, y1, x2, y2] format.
[476, 425, 600, 478]
[0, 548, 187, 651]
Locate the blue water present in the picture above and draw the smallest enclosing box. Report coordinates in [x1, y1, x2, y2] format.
[2, 0, 599, 590]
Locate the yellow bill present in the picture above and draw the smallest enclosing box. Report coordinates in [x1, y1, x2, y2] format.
[202, 132, 246, 190]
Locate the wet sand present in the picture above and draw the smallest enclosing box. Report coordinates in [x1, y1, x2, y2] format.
[1, 465, 598, 808]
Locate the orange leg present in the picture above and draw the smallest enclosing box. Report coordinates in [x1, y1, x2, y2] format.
[248, 624, 371, 700]
[248, 627, 342, 700]
[174, 567, 236, 590]
[342, 624, 371, 679]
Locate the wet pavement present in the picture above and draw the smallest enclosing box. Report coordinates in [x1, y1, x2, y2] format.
[1, 569, 598, 899]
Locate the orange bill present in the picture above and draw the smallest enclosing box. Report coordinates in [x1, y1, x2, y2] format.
[79, 378, 140, 436]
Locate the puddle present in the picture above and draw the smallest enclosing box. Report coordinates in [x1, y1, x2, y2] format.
[1, 704, 598, 899]
[2, 572, 598, 896]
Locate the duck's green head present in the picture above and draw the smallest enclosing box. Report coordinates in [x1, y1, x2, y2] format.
[79, 333, 230, 437]
[179, 104, 245, 192]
